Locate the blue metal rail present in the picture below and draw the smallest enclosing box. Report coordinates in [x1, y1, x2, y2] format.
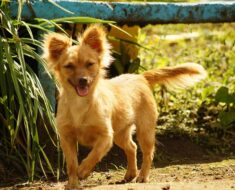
[10, 1, 235, 25]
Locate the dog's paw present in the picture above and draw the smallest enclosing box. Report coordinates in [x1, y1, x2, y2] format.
[136, 174, 148, 183]
[77, 164, 91, 180]
[65, 176, 79, 190]
[124, 169, 137, 182]
[65, 180, 80, 190]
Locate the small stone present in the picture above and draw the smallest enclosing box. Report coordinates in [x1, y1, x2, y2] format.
[106, 174, 112, 180]
[162, 184, 170, 190]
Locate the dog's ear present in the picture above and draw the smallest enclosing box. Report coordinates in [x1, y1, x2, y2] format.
[81, 25, 108, 53]
[80, 25, 112, 67]
[43, 33, 71, 69]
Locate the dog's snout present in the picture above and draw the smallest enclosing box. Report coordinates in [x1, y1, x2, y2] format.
[79, 77, 88, 87]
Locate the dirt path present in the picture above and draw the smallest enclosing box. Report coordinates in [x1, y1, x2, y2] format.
[2, 159, 234, 190]
[90, 180, 235, 190]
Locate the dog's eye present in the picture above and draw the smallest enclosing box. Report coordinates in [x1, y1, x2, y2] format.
[86, 62, 94, 68]
[63, 64, 74, 70]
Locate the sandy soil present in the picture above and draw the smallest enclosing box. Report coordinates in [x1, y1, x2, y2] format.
[1, 159, 234, 190]
[1, 136, 234, 190]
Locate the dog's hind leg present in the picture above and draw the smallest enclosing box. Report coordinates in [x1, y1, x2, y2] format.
[114, 126, 138, 182]
[136, 113, 156, 183]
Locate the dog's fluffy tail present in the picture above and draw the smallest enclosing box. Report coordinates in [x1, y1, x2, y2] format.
[143, 63, 207, 89]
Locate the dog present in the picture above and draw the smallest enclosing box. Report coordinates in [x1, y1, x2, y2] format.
[43, 24, 207, 190]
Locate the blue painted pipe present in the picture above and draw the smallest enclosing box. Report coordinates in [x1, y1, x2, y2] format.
[10, 1, 235, 24]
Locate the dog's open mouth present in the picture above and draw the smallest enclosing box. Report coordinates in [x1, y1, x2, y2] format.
[76, 85, 89, 97]
[68, 79, 90, 97]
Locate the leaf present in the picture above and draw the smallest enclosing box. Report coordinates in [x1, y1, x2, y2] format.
[128, 58, 140, 73]
[201, 86, 214, 101]
[39, 145, 55, 176]
[0, 96, 7, 104]
[113, 59, 124, 74]
[108, 23, 132, 37]
[219, 110, 235, 126]
[19, 21, 35, 41]
[109, 36, 150, 50]
[47, 0, 74, 15]
[50, 16, 114, 24]
[3, 43, 26, 117]
[24, 22, 55, 33]
[215, 86, 235, 104]
[35, 18, 68, 34]
[17, 0, 23, 22]
[20, 38, 43, 49]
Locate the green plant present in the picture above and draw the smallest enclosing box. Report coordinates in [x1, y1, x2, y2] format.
[0, 1, 58, 181]
[215, 86, 235, 128]
[111, 45, 141, 76]
[139, 23, 235, 152]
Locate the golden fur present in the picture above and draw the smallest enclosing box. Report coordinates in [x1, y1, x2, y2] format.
[43, 25, 207, 190]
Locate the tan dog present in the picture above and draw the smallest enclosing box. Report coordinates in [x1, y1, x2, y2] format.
[43, 25, 207, 190]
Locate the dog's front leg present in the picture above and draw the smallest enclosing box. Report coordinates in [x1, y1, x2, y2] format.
[60, 135, 79, 190]
[78, 135, 113, 179]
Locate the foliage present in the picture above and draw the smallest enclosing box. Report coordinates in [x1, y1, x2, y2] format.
[139, 23, 235, 153]
[111, 46, 141, 76]
[215, 86, 235, 127]
[0, 1, 59, 181]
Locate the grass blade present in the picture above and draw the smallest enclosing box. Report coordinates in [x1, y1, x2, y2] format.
[48, 0, 74, 15]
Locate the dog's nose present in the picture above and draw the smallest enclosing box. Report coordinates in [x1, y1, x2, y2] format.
[78, 77, 88, 87]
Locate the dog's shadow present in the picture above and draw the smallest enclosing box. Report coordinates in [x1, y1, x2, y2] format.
[109, 179, 129, 185]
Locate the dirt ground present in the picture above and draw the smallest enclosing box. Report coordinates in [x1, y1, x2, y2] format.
[1, 160, 234, 190]
[1, 136, 234, 190]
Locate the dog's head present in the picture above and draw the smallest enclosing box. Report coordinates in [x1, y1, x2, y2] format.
[43, 25, 112, 97]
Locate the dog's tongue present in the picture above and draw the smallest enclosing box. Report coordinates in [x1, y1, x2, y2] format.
[76, 86, 89, 97]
